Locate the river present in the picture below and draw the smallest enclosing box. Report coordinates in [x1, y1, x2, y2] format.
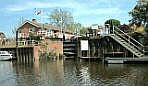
[0, 59, 148, 86]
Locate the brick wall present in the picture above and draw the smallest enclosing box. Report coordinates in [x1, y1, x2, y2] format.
[32, 39, 63, 61]
[33, 46, 40, 61]
[44, 39, 63, 56]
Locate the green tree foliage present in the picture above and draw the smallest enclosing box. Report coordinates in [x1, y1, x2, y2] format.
[104, 19, 121, 27]
[129, 0, 148, 25]
[129, 0, 148, 32]
[67, 23, 87, 35]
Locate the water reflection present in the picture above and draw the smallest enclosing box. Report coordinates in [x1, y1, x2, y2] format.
[12, 60, 64, 86]
[63, 60, 148, 86]
[0, 60, 148, 86]
[0, 61, 16, 86]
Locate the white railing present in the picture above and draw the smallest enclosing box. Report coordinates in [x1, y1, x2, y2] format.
[113, 26, 144, 53]
[18, 40, 40, 46]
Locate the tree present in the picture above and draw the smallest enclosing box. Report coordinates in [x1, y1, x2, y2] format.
[104, 19, 120, 33]
[104, 19, 121, 27]
[80, 27, 88, 35]
[49, 8, 87, 35]
[66, 23, 81, 33]
[129, 0, 148, 32]
[49, 8, 74, 31]
[67, 23, 87, 35]
[129, 0, 148, 24]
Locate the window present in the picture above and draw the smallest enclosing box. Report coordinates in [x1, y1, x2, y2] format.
[29, 27, 36, 32]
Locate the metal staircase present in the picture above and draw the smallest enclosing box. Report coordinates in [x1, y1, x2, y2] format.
[109, 26, 144, 58]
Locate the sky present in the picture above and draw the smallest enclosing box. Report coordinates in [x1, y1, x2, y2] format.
[0, 0, 137, 37]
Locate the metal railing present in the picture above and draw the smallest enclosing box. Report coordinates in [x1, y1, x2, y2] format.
[112, 26, 145, 54]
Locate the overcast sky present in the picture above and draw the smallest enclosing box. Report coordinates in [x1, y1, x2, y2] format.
[0, 0, 136, 37]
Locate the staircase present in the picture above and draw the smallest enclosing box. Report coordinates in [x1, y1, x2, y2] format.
[109, 26, 144, 58]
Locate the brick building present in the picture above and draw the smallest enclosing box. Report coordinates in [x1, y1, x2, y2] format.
[16, 19, 74, 46]
[16, 19, 75, 58]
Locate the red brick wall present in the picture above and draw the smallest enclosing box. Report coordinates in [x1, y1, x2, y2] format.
[44, 39, 63, 56]
[19, 23, 39, 37]
[33, 46, 40, 61]
[34, 39, 63, 60]
[19, 23, 30, 37]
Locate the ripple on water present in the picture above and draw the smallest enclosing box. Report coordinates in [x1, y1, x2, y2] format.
[1, 60, 148, 86]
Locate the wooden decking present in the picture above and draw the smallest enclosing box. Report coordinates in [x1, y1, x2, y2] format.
[105, 56, 148, 63]
[80, 57, 100, 59]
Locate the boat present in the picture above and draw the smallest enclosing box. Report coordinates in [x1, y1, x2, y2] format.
[0, 51, 13, 61]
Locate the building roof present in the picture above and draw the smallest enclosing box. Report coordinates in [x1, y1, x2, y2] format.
[17, 20, 59, 31]
[0, 32, 6, 38]
[0, 32, 4, 34]
[17, 19, 73, 34]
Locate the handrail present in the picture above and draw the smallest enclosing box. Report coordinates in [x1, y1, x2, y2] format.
[114, 30, 143, 52]
[114, 26, 144, 47]
[113, 26, 145, 53]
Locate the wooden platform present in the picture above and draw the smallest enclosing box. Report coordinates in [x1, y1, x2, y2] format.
[105, 56, 148, 64]
[104, 52, 125, 57]
[80, 57, 100, 59]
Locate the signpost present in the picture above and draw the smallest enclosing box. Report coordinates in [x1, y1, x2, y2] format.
[81, 40, 88, 51]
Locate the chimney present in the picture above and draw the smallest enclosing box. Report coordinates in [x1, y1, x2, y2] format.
[32, 19, 37, 23]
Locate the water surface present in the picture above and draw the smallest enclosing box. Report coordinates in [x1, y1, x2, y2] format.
[0, 60, 148, 86]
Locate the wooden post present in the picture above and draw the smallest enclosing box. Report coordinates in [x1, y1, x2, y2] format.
[88, 40, 90, 62]
[16, 47, 19, 62]
[102, 48, 105, 63]
[16, 30, 19, 62]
